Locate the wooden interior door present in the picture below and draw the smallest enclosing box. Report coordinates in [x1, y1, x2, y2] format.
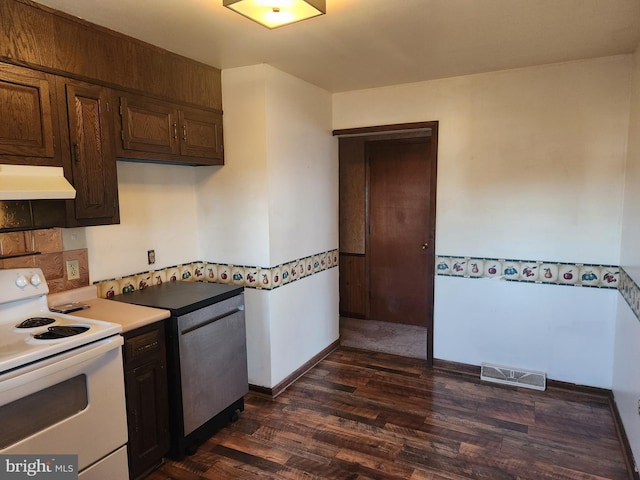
[367, 138, 434, 326]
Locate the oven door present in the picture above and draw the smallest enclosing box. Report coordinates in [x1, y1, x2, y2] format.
[0, 336, 128, 474]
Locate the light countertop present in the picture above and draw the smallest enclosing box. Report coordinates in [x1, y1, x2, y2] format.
[48, 286, 170, 333]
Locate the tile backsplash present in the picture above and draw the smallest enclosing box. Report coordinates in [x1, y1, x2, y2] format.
[0, 228, 89, 293]
[0, 200, 66, 231]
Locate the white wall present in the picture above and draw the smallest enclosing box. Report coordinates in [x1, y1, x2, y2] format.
[334, 56, 632, 387]
[619, 46, 640, 273]
[264, 66, 338, 265]
[196, 65, 273, 387]
[613, 297, 640, 465]
[270, 268, 339, 386]
[334, 56, 630, 264]
[64, 161, 199, 282]
[243, 289, 272, 386]
[436, 276, 617, 387]
[196, 66, 270, 267]
[198, 65, 339, 388]
[613, 42, 640, 465]
[263, 66, 339, 386]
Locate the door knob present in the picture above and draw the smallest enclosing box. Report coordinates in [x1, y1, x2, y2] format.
[421, 243, 429, 250]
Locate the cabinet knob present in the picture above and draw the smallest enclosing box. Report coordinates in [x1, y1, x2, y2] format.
[421, 243, 429, 250]
[173, 123, 178, 140]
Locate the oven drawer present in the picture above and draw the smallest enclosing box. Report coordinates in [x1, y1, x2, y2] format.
[79, 445, 129, 480]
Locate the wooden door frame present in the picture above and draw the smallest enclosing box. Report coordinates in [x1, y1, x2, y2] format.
[334, 121, 438, 367]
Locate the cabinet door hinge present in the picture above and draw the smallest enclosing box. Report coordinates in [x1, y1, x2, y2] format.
[119, 104, 123, 116]
[121, 130, 124, 141]
[106, 101, 110, 113]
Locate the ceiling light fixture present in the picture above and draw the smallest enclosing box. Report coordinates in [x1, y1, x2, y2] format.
[223, 0, 326, 29]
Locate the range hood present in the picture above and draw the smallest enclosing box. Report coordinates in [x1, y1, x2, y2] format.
[0, 165, 76, 200]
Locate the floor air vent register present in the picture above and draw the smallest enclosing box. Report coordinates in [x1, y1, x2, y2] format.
[480, 363, 547, 391]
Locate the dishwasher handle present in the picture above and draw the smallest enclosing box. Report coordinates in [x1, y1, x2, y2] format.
[180, 306, 244, 336]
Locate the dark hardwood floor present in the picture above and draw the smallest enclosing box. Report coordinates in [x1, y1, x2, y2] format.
[145, 347, 631, 480]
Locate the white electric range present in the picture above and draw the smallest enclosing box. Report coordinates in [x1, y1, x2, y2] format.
[0, 268, 129, 479]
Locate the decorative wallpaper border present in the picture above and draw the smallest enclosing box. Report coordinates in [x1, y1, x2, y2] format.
[619, 268, 640, 320]
[91, 250, 640, 323]
[435, 255, 620, 289]
[94, 249, 339, 298]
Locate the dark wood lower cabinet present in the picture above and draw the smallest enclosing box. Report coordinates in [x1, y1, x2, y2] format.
[123, 322, 170, 480]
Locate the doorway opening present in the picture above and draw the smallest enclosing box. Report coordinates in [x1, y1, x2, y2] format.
[334, 122, 438, 366]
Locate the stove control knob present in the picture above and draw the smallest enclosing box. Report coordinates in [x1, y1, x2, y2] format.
[30, 273, 42, 286]
[15, 275, 28, 288]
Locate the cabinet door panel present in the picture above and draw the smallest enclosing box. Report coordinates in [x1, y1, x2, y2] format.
[125, 360, 170, 478]
[119, 95, 179, 157]
[0, 65, 55, 161]
[124, 323, 170, 479]
[63, 81, 118, 223]
[179, 108, 223, 163]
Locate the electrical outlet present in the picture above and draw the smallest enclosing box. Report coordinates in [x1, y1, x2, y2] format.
[147, 249, 155, 265]
[66, 259, 80, 280]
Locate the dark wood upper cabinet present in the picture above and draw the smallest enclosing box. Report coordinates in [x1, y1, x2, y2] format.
[117, 93, 223, 165]
[0, 63, 59, 165]
[0, 0, 225, 227]
[58, 78, 119, 226]
[179, 107, 223, 162]
[0, 0, 56, 67]
[119, 95, 180, 157]
[1, 0, 222, 110]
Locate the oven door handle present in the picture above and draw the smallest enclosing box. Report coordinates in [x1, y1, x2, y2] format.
[0, 335, 123, 397]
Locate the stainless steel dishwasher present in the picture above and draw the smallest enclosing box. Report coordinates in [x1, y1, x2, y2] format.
[178, 294, 247, 436]
[113, 281, 247, 459]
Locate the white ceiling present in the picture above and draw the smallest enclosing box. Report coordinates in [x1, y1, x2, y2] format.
[36, 0, 640, 93]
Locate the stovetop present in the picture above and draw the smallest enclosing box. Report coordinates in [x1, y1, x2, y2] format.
[0, 268, 122, 374]
[111, 281, 243, 316]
